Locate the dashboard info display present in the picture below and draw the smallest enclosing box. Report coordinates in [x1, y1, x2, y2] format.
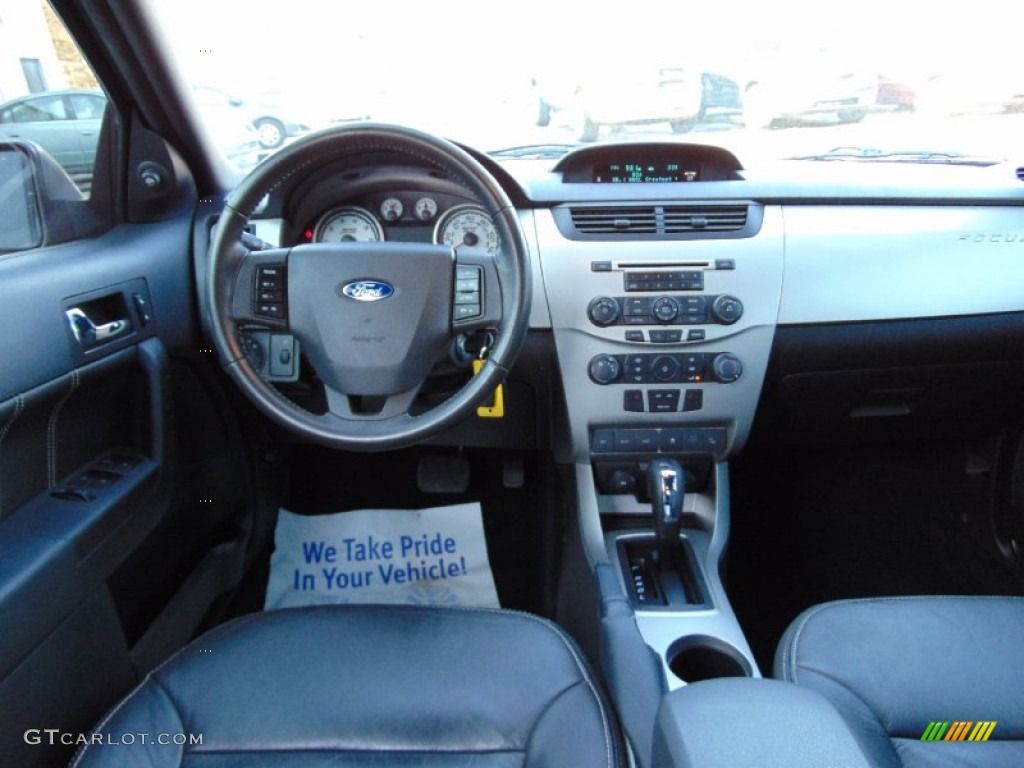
[593, 162, 700, 183]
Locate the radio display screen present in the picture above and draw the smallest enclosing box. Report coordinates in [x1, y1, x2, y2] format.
[593, 162, 700, 183]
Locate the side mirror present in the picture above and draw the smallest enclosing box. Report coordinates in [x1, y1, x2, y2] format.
[0, 140, 85, 254]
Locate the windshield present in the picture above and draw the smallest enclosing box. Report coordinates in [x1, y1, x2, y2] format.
[147, 0, 1021, 169]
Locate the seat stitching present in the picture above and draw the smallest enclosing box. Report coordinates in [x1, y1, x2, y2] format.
[47, 370, 79, 488]
[499, 609, 615, 768]
[74, 606, 616, 768]
[70, 612, 267, 767]
[783, 595, 1024, 684]
[0, 395, 26, 518]
[522, 678, 591, 757]
[790, 663, 900, 739]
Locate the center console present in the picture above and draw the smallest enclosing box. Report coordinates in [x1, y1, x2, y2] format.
[534, 181, 784, 761]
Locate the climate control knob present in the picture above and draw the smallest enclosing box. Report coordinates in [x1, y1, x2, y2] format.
[587, 296, 622, 327]
[651, 355, 680, 382]
[588, 354, 622, 385]
[711, 294, 744, 325]
[712, 353, 743, 383]
[652, 296, 680, 323]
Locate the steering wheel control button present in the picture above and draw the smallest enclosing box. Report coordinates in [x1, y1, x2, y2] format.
[648, 389, 681, 413]
[255, 265, 288, 319]
[452, 265, 483, 321]
[588, 354, 622, 385]
[624, 390, 645, 412]
[587, 296, 621, 326]
[652, 297, 680, 322]
[710, 294, 744, 324]
[712, 353, 743, 383]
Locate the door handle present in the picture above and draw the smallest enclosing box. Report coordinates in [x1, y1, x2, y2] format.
[65, 307, 130, 346]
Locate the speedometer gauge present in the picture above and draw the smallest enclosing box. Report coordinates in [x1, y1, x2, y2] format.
[434, 205, 500, 257]
[313, 206, 385, 243]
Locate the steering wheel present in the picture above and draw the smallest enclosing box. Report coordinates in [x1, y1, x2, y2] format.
[206, 124, 532, 451]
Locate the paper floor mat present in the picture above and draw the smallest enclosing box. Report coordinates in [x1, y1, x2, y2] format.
[264, 503, 499, 610]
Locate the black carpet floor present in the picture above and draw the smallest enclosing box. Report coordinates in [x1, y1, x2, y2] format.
[728, 439, 1024, 673]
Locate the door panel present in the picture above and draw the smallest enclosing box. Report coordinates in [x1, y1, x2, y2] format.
[0, 212, 218, 767]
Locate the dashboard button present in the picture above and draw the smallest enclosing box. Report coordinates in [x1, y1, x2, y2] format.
[625, 330, 645, 342]
[702, 427, 728, 451]
[647, 389, 680, 413]
[649, 329, 682, 343]
[651, 356, 680, 382]
[636, 429, 660, 451]
[614, 430, 637, 452]
[624, 297, 650, 315]
[591, 430, 615, 454]
[687, 329, 706, 341]
[660, 429, 685, 451]
[683, 390, 704, 412]
[587, 296, 622, 326]
[624, 390, 645, 412]
[652, 297, 680, 322]
[589, 355, 622, 385]
[711, 295, 744, 324]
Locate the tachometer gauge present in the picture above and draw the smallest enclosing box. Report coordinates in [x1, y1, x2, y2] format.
[434, 205, 500, 257]
[313, 206, 385, 242]
[414, 197, 438, 221]
[380, 197, 404, 221]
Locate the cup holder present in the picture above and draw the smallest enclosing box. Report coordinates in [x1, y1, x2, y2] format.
[666, 635, 752, 683]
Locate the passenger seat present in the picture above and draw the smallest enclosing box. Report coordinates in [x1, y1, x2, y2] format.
[775, 596, 1024, 767]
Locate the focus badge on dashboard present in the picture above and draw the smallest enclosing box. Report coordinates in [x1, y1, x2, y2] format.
[339, 280, 395, 302]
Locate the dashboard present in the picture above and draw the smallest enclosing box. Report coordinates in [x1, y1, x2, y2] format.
[241, 139, 1024, 492]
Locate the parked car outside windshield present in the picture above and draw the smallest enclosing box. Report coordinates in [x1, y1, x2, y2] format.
[142, 0, 1021, 171]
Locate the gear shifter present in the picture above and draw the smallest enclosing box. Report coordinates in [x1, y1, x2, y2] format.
[648, 458, 684, 569]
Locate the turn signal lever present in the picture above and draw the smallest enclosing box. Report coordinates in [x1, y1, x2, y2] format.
[648, 458, 684, 569]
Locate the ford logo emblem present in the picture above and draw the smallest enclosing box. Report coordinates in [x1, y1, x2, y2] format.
[339, 280, 395, 302]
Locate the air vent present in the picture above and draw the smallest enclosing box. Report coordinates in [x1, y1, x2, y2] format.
[567, 205, 749, 236]
[571, 206, 658, 234]
[663, 205, 747, 233]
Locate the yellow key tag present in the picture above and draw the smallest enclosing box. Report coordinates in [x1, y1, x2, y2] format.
[472, 359, 505, 418]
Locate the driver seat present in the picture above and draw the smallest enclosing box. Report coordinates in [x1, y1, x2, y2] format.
[73, 605, 623, 767]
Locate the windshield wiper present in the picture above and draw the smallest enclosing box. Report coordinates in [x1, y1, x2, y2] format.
[789, 147, 1003, 166]
[488, 143, 578, 159]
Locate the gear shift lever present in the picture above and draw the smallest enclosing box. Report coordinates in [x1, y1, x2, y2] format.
[648, 458, 684, 569]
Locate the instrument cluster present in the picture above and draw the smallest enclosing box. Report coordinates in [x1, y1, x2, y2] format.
[302, 191, 500, 258]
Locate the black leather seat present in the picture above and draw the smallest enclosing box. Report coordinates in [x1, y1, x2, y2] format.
[74, 605, 623, 767]
[775, 596, 1024, 768]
